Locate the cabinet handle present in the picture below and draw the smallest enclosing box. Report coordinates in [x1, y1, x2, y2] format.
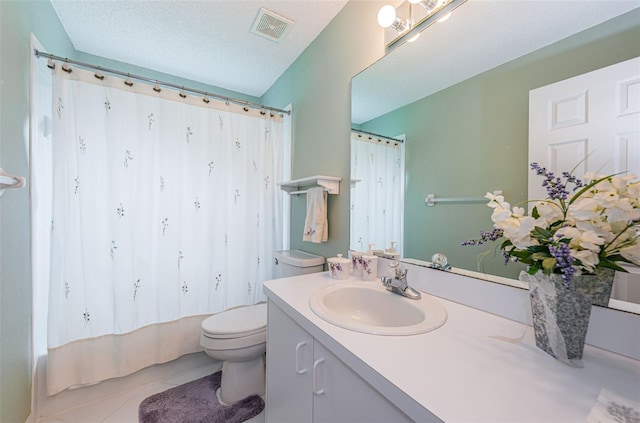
[312, 358, 325, 396]
[295, 341, 307, 374]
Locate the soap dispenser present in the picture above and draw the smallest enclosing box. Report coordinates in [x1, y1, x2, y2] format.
[385, 241, 400, 260]
[361, 244, 378, 281]
[387, 259, 400, 278]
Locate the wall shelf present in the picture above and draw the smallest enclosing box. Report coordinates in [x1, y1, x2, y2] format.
[278, 175, 342, 195]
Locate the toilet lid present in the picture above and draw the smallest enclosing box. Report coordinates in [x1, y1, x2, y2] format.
[202, 303, 267, 338]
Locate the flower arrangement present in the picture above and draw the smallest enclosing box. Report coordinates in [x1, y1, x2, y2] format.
[463, 163, 640, 287]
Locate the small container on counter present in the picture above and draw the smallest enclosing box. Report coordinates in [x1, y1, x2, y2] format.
[361, 254, 378, 281]
[327, 254, 351, 280]
[350, 251, 364, 276]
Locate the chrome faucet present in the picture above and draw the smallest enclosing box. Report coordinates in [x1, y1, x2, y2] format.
[381, 261, 422, 300]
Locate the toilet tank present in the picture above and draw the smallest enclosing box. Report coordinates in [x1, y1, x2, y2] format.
[274, 250, 325, 278]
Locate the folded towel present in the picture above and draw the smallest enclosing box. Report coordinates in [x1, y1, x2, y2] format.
[303, 187, 328, 243]
[586, 389, 640, 423]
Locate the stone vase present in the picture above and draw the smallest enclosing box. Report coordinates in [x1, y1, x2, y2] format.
[520, 269, 615, 361]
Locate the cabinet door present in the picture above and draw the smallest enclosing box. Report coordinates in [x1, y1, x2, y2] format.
[312, 341, 412, 423]
[266, 302, 314, 423]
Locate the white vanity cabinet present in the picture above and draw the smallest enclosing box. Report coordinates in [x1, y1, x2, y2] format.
[266, 301, 412, 423]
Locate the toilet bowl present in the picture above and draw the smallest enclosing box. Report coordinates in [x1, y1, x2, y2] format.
[200, 303, 267, 405]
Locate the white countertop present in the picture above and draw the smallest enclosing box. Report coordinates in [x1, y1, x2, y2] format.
[263, 272, 640, 423]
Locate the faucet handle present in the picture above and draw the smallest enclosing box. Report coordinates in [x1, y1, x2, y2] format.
[395, 266, 407, 279]
[388, 260, 407, 279]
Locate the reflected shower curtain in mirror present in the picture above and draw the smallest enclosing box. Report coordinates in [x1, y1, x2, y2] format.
[42, 67, 284, 395]
[350, 133, 404, 254]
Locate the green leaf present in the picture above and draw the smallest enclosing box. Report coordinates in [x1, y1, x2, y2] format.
[597, 257, 628, 272]
[509, 250, 532, 259]
[528, 245, 550, 253]
[499, 239, 513, 250]
[528, 262, 541, 274]
[532, 226, 553, 239]
[531, 207, 540, 219]
[532, 252, 552, 260]
[568, 173, 624, 206]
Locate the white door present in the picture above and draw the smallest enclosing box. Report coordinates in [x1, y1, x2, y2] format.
[529, 57, 640, 202]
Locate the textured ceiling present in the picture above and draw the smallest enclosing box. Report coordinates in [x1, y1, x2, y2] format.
[352, 1, 640, 124]
[50, 0, 349, 97]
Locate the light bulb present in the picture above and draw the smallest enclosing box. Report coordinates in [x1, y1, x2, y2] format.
[377, 5, 397, 28]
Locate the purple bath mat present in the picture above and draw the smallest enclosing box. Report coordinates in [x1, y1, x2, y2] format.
[138, 371, 264, 423]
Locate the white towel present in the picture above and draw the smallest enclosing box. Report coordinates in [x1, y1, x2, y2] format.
[587, 389, 640, 423]
[303, 187, 328, 243]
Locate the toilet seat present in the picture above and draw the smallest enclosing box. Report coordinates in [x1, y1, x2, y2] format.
[202, 303, 267, 339]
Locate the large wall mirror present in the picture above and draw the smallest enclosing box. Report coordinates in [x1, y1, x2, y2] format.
[351, 1, 640, 313]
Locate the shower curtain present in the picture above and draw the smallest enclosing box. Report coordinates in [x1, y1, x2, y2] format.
[350, 132, 404, 254]
[41, 67, 285, 395]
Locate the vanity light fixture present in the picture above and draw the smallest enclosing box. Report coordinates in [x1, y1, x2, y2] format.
[410, 0, 442, 14]
[437, 11, 453, 22]
[378, 0, 468, 51]
[377, 4, 411, 34]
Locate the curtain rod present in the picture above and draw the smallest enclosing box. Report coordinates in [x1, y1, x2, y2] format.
[34, 49, 291, 116]
[351, 128, 403, 143]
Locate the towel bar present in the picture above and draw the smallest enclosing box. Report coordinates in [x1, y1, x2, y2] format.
[425, 190, 502, 207]
[0, 167, 26, 196]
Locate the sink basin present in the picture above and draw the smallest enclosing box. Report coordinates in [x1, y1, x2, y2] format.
[309, 282, 447, 335]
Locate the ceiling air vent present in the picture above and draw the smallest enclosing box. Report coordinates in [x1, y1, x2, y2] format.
[250, 8, 294, 43]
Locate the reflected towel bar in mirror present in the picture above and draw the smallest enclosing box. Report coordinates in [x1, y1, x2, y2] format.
[425, 190, 501, 207]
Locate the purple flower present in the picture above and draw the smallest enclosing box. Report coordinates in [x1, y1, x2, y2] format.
[530, 163, 584, 201]
[549, 242, 576, 287]
[461, 228, 504, 246]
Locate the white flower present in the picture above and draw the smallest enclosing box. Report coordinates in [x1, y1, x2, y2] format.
[495, 215, 538, 249]
[620, 243, 640, 266]
[534, 200, 563, 225]
[490, 201, 512, 223]
[485, 192, 504, 204]
[568, 197, 600, 221]
[604, 197, 640, 222]
[627, 182, 640, 199]
[556, 226, 604, 253]
[577, 230, 605, 252]
[572, 249, 599, 272]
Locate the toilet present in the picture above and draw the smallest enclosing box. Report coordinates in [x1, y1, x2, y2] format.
[200, 250, 324, 404]
[201, 303, 268, 404]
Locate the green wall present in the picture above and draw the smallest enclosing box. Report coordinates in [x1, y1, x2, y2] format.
[1, 2, 74, 421]
[0, 2, 266, 420]
[360, 9, 640, 279]
[262, 0, 385, 260]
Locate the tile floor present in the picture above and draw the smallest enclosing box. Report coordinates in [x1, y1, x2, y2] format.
[35, 352, 265, 423]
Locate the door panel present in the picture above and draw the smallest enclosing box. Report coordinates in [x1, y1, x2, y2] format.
[529, 57, 640, 202]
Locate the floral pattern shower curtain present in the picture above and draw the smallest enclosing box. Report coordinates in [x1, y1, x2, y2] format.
[44, 67, 285, 394]
[350, 132, 404, 254]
